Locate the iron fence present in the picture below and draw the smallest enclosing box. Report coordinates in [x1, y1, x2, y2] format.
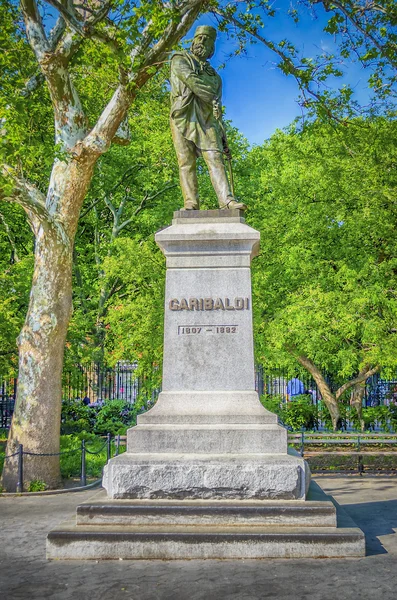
[0, 365, 396, 430]
[62, 361, 141, 404]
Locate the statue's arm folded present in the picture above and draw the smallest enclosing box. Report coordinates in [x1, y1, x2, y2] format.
[172, 55, 217, 103]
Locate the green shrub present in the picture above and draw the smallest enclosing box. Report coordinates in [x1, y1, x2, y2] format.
[60, 398, 144, 436]
[27, 479, 47, 492]
[386, 404, 397, 432]
[61, 402, 95, 434]
[260, 394, 318, 431]
[260, 395, 284, 418]
[93, 400, 135, 435]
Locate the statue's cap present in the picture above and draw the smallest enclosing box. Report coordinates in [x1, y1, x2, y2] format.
[193, 26, 217, 41]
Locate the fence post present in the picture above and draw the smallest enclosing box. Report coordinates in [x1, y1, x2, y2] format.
[106, 433, 111, 463]
[81, 439, 86, 487]
[16, 443, 24, 493]
[300, 429, 305, 457]
[358, 455, 364, 476]
[115, 434, 120, 456]
[356, 435, 361, 452]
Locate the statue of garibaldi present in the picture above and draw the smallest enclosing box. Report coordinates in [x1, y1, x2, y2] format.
[170, 26, 246, 211]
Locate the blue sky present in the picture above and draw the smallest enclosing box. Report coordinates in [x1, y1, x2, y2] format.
[186, 5, 372, 145]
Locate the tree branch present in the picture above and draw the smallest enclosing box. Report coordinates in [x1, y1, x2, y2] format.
[1, 165, 48, 225]
[321, 0, 397, 68]
[20, 0, 50, 62]
[1, 166, 69, 245]
[212, 6, 349, 121]
[45, 0, 86, 36]
[84, 0, 205, 156]
[294, 352, 341, 427]
[335, 365, 380, 400]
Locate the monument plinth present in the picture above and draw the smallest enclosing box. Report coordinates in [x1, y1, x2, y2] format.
[102, 210, 310, 500]
[47, 210, 365, 560]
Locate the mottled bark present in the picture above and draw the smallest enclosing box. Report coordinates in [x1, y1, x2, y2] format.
[345, 365, 380, 432]
[2, 231, 72, 489]
[2, 157, 96, 490]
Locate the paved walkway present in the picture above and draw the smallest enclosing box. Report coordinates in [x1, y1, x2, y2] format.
[1, 475, 397, 600]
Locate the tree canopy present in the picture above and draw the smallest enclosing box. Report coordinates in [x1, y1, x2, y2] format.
[245, 116, 397, 425]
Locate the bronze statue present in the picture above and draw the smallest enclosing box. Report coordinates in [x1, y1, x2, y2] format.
[170, 26, 246, 211]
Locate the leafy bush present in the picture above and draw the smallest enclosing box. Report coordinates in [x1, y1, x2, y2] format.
[93, 400, 135, 435]
[386, 404, 397, 432]
[261, 394, 397, 432]
[261, 394, 318, 430]
[27, 479, 47, 492]
[60, 397, 153, 436]
[260, 395, 284, 418]
[61, 401, 95, 434]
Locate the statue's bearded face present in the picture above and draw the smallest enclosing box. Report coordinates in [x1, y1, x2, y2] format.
[191, 34, 215, 60]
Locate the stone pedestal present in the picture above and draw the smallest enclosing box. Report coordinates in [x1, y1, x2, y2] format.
[103, 209, 310, 500]
[47, 210, 365, 560]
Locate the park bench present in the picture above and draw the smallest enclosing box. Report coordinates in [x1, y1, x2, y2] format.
[288, 431, 397, 453]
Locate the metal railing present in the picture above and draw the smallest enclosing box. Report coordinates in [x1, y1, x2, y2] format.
[1, 433, 114, 493]
[288, 431, 397, 474]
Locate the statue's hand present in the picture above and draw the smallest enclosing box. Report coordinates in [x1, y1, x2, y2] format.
[223, 144, 232, 161]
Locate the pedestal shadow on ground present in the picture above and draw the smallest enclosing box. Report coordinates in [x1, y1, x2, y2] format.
[332, 497, 397, 555]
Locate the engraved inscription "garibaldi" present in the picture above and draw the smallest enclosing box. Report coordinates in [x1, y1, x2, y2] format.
[169, 297, 250, 311]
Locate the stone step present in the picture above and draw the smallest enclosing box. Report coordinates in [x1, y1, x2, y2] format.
[76, 496, 337, 528]
[127, 424, 287, 454]
[46, 521, 365, 560]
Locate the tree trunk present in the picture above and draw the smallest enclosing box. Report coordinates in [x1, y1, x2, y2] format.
[295, 353, 341, 431]
[2, 229, 72, 490]
[2, 155, 96, 491]
[350, 381, 366, 432]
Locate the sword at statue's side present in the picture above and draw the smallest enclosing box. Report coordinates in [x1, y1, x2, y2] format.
[226, 155, 235, 198]
[214, 100, 247, 210]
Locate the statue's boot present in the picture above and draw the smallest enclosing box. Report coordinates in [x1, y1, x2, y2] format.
[184, 200, 199, 210]
[220, 197, 247, 211]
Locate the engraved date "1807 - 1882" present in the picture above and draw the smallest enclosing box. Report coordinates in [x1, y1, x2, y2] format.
[178, 325, 238, 335]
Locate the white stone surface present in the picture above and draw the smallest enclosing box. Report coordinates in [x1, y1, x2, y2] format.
[47, 527, 366, 560]
[139, 391, 278, 424]
[103, 451, 309, 500]
[155, 217, 259, 393]
[46, 480, 365, 560]
[127, 424, 287, 454]
[76, 490, 337, 527]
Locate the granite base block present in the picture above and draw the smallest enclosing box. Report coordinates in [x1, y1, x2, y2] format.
[103, 451, 310, 500]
